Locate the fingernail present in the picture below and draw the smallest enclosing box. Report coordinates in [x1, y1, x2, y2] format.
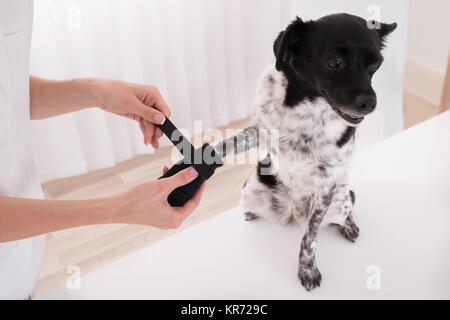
[188, 167, 198, 178]
[154, 114, 165, 125]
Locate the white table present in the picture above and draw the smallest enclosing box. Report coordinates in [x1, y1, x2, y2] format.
[41, 112, 450, 300]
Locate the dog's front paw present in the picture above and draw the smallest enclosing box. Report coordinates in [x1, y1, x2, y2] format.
[244, 211, 260, 221]
[298, 263, 322, 291]
[339, 216, 359, 242]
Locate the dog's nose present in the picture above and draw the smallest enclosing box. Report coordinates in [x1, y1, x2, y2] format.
[356, 94, 377, 115]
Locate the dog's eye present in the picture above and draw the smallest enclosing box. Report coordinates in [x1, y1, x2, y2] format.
[325, 58, 344, 70]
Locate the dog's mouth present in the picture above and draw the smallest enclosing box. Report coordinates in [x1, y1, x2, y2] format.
[320, 90, 364, 125]
[333, 108, 364, 125]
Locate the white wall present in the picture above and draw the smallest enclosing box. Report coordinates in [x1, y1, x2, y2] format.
[407, 0, 450, 74]
[405, 0, 450, 105]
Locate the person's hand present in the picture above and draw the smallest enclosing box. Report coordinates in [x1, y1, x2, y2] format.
[110, 166, 206, 230]
[93, 79, 170, 149]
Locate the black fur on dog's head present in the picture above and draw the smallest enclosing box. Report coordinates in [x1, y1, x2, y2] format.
[274, 13, 397, 125]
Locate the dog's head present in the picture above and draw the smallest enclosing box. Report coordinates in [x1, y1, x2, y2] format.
[274, 13, 397, 125]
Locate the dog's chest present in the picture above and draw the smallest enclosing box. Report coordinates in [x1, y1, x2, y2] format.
[275, 110, 353, 190]
[254, 65, 355, 191]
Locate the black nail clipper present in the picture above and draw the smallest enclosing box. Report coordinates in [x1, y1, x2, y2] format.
[157, 118, 223, 207]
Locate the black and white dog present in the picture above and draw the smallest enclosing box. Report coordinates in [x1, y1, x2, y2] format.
[217, 13, 396, 291]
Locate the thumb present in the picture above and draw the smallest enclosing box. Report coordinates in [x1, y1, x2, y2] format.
[163, 167, 199, 193]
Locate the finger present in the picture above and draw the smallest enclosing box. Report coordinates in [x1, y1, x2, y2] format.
[151, 136, 159, 150]
[175, 182, 207, 216]
[134, 101, 166, 125]
[144, 121, 155, 147]
[144, 119, 159, 149]
[152, 88, 171, 118]
[155, 127, 164, 140]
[139, 119, 152, 146]
[162, 166, 169, 175]
[138, 118, 146, 143]
[163, 166, 199, 193]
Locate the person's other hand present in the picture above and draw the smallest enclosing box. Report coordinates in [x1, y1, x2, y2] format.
[110, 167, 206, 230]
[93, 79, 170, 149]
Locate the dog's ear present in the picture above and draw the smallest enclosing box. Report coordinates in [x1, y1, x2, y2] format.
[273, 31, 287, 71]
[273, 17, 310, 71]
[377, 22, 397, 48]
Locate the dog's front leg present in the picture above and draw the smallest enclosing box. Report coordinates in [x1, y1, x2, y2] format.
[298, 184, 336, 291]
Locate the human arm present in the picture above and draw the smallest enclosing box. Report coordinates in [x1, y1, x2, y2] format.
[29, 76, 170, 149]
[0, 167, 205, 243]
